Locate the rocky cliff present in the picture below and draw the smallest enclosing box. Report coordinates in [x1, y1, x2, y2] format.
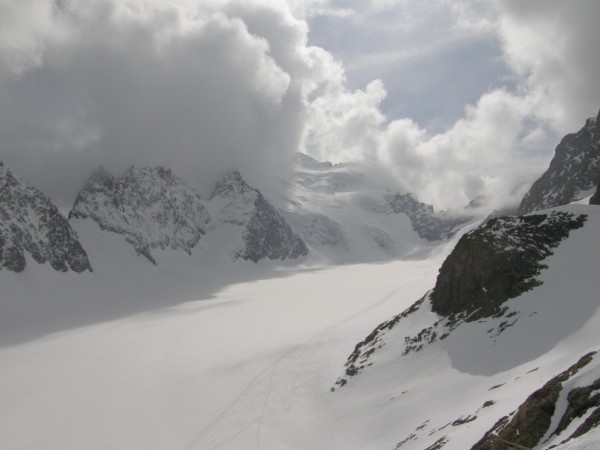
[386, 192, 468, 241]
[336, 209, 587, 385]
[0, 162, 91, 273]
[70, 166, 210, 264]
[519, 110, 600, 214]
[430, 211, 587, 320]
[210, 170, 308, 262]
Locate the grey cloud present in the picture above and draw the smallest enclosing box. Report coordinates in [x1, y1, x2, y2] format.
[303, 0, 600, 212]
[0, 0, 318, 206]
[496, 0, 600, 132]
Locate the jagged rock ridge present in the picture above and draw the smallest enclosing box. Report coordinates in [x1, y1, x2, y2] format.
[386, 192, 468, 241]
[210, 170, 308, 262]
[70, 166, 210, 264]
[472, 352, 600, 450]
[0, 162, 91, 273]
[519, 109, 600, 214]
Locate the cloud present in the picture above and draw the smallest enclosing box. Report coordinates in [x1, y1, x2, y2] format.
[0, 0, 331, 205]
[1, 0, 598, 216]
[302, 0, 600, 211]
[495, 0, 600, 132]
[304, 78, 387, 162]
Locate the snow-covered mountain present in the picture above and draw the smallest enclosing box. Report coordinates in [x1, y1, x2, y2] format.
[69, 166, 307, 265]
[519, 109, 600, 214]
[2, 126, 600, 449]
[334, 204, 600, 449]
[208, 170, 308, 262]
[282, 153, 473, 263]
[70, 166, 211, 264]
[385, 192, 467, 241]
[0, 162, 90, 273]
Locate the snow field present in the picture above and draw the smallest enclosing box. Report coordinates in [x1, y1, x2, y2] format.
[0, 219, 447, 449]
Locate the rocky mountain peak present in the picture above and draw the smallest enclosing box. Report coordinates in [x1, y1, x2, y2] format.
[210, 170, 308, 262]
[386, 192, 468, 241]
[70, 165, 210, 264]
[0, 163, 91, 273]
[519, 109, 600, 214]
[211, 170, 254, 199]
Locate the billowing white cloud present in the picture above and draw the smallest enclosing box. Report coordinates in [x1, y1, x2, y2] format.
[302, 0, 600, 211]
[1, 0, 598, 214]
[495, 0, 600, 132]
[304, 78, 387, 162]
[0, 0, 333, 204]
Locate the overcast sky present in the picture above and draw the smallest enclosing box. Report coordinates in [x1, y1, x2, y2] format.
[1, 0, 599, 210]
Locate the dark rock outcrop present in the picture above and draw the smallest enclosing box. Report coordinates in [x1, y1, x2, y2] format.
[590, 180, 600, 205]
[471, 352, 599, 450]
[0, 162, 91, 273]
[70, 166, 210, 263]
[386, 193, 468, 241]
[211, 170, 308, 262]
[335, 296, 427, 386]
[519, 109, 600, 214]
[430, 211, 586, 321]
[335, 209, 588, 389]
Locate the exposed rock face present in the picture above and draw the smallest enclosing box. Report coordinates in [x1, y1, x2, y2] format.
[0, 162, 91, 273]
[590, 180, 600, 205]
[335, 209, 589, 388]
[430, 211, 586, 321]
[519, 109, 600, 214]
[472, 352, 599, 450]
[335, 296, 427, 386]
[70, 166, 210, 264]
[210, 171, 308, 262]
[386, 193, 467, 241]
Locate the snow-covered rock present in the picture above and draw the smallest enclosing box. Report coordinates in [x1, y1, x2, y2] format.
[338, 208, 588, 384]
[334, 204, 600, 449]
[0, 162, 91, 273]
[70, 166, 210, 264]
[519, 109, 600, 214]
[385, 192, 469, 241]
[285, 153, 479, 263]
[473, 351, 600, 450]
[209, 170, 308, 262]
[430, 211, 587, 320]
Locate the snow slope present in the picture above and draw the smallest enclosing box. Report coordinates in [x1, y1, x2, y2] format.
[1, 201, 598, 449]
[332, 205, 600, 449]
[280, 154, 474, 264]
[0, 217, 455, 449]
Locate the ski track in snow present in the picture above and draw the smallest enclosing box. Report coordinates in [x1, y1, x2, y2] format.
[1, 206, 598, 449]
[183, 273, 433, 450]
